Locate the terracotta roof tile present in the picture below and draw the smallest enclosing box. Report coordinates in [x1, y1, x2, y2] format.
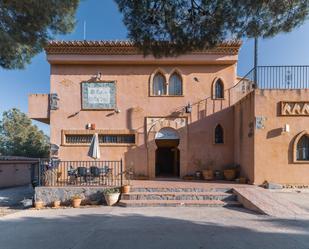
[45, 40, 242, 55]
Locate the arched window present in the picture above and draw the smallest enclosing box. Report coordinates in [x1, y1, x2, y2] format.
[153, 73, 166, 96]
[214, 79, 224, 99]
[297, 135, 309, 161]
[169, 73, 182, 95]
[214, 124, 224, 144]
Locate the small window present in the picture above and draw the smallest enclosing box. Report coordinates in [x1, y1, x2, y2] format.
[214, 124, 224, 144]
[65, 134, 135, 144]
[169, 73, 182, 95]
[214, 79, 224, 99]
[297, 135, 309, 161]
[153, 73, 166, 96]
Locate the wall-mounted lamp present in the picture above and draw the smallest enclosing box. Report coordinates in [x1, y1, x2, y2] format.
[185, 102, 192, 113]
[86, 123, 96, 130]
[114, 107, 121, 114]
[282, 124, 290, 133]
[96, 72, 102, 80]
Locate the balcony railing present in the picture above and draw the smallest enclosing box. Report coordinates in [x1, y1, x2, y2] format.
[254, 66, 309, 89]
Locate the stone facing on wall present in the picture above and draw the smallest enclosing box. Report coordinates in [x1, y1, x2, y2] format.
[35, 186, 111, 205]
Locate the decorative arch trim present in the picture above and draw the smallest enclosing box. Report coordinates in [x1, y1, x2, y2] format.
[211, 77, 225, 100]
[168, 68, 184, 96]
[293, 130, 309, 163]
[149, 68, 168, 96]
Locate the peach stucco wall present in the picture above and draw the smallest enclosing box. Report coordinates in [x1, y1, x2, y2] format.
[49, 61, 238, 178]
[28, 94, 49, 124]
[29, 50, 309, 184]
[234, 91, 255, 183]
[253, 89, 309, 185]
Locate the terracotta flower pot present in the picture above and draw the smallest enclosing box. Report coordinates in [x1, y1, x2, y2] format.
[202, 169, 214, 180]
[34, 201, 44, 209]
[53, 200, 61, 208]
[121, 185, 131, 194]
[224, 169, 236, 181]
[72, 198, 82, 208]
[104, 193, 120, 206]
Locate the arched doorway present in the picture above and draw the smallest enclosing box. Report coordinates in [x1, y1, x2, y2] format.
[155, 127, 180, 177]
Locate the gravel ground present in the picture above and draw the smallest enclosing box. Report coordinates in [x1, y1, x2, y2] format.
[1, 206, 309, 249]
[0, 185, 33, 217]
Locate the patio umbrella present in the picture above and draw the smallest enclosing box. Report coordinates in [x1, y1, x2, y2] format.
[88, 133, 101, 160]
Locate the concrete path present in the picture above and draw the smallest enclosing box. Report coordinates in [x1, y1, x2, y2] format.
[271, 189, 309, 213]
[234, 187, 309, 218]
[1, 206, 309, 249]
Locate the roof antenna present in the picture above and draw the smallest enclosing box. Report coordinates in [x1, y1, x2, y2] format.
[83, 21, 87, 40]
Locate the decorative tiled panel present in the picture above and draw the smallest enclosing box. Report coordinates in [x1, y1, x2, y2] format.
[280, 101, 309, 116]
[82, 82, 116, 109]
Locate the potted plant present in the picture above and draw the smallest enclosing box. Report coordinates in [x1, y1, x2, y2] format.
[202, 160, 215, 180]
[71, 195, 82, 208]
[183, 174, 195, 180]
[52, 200, 61, 208]
[195, 171, 202, 179]
[34, 200, 44, 209]
[121, 168, 133, 194]
[223, 164, 239, 181]
[103, 188, 120, 206]
[214, 170, 223, 180]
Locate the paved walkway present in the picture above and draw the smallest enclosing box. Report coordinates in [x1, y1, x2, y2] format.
[271, 189, 309, 213]
[1, 206, 309, 249]
[234, 187, 309, 218]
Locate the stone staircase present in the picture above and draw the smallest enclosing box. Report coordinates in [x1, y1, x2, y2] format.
[118, 187, 242, 207]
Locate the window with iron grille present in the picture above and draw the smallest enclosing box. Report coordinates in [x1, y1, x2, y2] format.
[65, 134, 135, 144]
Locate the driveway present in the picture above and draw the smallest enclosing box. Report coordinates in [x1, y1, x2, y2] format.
[0, 185, 33, 216]
[1, 206, 309, 249]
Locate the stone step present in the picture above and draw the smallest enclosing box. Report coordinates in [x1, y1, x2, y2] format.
[121, 192, 237, 201]
[118, 199, 242, 207]
[130, 187, 232, 193]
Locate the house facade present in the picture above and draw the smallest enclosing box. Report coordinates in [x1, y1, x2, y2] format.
[28, 40, 309, 185]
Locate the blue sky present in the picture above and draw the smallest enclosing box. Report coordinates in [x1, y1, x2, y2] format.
[0, 0, 309, 135]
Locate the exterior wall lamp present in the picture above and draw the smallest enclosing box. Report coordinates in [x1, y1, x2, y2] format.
[185, 102, 192, 113]
[282, 124, 290, 133]
[96, 72, 102, 80]
[114, 107, 121, 113]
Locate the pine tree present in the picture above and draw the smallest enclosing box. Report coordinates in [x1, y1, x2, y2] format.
[0, 0, 79, 69]
[115, 0, 309, 57]
[0, 108, 49, 158]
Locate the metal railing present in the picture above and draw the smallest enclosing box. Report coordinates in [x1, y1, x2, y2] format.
[37, 160, 123, 187]
[254, 66, 309, 89]
[228, 68, 255, 105]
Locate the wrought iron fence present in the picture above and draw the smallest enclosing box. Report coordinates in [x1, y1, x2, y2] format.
[37, 160, 124, 187]
[224, 65, 309, 105]
[255, 66, 309, 89]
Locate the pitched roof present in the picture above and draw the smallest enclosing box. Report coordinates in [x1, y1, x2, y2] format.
[45, 40, 242, 55]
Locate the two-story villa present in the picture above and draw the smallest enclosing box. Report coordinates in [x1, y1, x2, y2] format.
[29, 40, 309, 185]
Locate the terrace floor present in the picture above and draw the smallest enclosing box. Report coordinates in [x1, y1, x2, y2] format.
[130, 179, 251, 189]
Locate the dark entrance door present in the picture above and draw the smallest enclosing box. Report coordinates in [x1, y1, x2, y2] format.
[155, 146, 180, 177]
